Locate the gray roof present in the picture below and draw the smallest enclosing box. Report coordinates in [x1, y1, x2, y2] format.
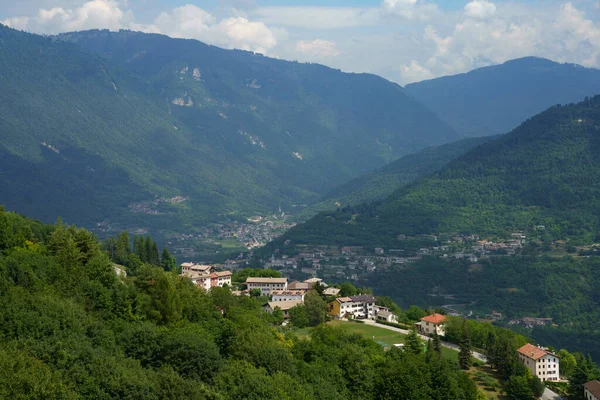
[350, 295, 377, 303]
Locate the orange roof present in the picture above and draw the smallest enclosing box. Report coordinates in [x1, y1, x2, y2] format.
[584, 380, 600, 398]
[420, 313, 447, 324]
[517, 344, 551, 360]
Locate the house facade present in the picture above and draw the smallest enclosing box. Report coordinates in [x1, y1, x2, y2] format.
[585, 380, 600, 400]
[416, 313, 448, 336]
[376, 310, 398, 323]
[181, 263, 213, 274]
[517, 344, 560, 382]
[328, 295, 377, 320]
[246, 277, 288, 295]
[271, 290, 305, 302]
[181, 269, 232, 290]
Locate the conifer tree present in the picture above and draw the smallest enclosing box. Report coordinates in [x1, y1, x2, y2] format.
[458, 322, 472, 370]
[405, 328, 422, 355]
[433, 332, 442, 354]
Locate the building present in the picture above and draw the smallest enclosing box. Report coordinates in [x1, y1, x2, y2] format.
[328, 295, 377, 320]
[181, 262, 214, 274]
[416, 313, 448, 336]
[180, 270, 232, 290]
[271, 290, 305, 302]
[585, 380, 600, 400]
[263, 300, 303, 319]
[376, 310, 398, 323]
[323, 287, 340, 296]
[517, 344, 560, 382]
[245, 277, 288, 295]
[304, 277, 327, 287]
[288, 281, 312, 291]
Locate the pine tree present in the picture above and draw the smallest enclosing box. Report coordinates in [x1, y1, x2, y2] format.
[405, 328, 422, 355]
[151, 242, 160, 266]
[458, 322, 472, 370]
[432, 332, 442, 354]
[160, 248, 177, 272]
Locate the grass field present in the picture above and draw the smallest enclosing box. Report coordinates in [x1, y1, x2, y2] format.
[328, 320, 407, 347]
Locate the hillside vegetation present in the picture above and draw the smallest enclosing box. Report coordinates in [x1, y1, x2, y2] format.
[0, 25, 459, 234]
[300, 135, 494, 218]
[269, 96, 600, 248]
[0, 207, 482, 399]
[405, 57, 600, 137]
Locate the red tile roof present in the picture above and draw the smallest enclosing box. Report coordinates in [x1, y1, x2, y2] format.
[517, 343, 551, 360]
[585, 380, 600, 398]
[420, 313, 447, 324]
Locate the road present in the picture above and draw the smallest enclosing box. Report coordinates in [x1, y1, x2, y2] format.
[364, 320, 564, 399]
[362, 319, 487, 362]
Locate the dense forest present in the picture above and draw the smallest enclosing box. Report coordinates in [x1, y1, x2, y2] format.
[268, 96, 600, 249]
[299, 135, 494, 219]
[405, 56, 600, 137]
[0, 207, 485, 399]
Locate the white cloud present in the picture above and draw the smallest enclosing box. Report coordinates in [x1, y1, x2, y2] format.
[399, 60, 434, 83]
[1, 16, 30, 30]
[464, 0, 497, 19]
[295, 39, 340, 58]
[381, 0, 439, 21]
[253, 6, 380, 29]
[152, 5, 278, 53]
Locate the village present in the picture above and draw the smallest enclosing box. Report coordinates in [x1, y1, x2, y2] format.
[178, 261, 581, 395]
[261, 232, 528, 282]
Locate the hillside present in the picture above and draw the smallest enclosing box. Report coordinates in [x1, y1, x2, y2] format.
[56, 29, 459, 194]
[300, 135, 494, 218]
[265, 96, 600, 249]
[405, 57, 600, 137]
[0, 207, 482, 399]
[0, 26, 458, 237]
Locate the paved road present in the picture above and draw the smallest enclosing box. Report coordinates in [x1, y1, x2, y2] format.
[362, 320, 487, 361]
[541, 388, 564, 400]
[365, 320, 564, 399]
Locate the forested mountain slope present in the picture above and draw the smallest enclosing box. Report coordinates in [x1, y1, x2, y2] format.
[0, 207, 480, 399]
[300, 135, 494, 218]
[56, 29, 459, 194]
[266, 96, 600, 249]
[0, 25, 458, 233]
[405, 57, 600, 137]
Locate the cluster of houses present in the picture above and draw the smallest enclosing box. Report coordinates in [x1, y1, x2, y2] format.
[179, 262, 232, 290]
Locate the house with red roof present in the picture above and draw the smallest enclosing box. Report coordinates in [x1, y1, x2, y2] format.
[416, 313, 448, 336]
[585, 380, 600, 400]
[517, 343, 560, 381]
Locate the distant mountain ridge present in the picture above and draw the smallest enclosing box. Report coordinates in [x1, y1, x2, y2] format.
[405, 57, 600, 137]
[298, 135, 495, 219]
[266, 95, 600, 249]
[0, 25, 460, 234]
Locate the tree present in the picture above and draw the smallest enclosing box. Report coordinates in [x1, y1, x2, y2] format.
[405, 328, 423, 355]
[249, 289, 262, 297]
[568, 355, 599, 400]
[304, 290, 329, 326]
[288, 305, 309, 328]
[530, 376, 545, 399]
[559, 348, 577, 377]
[271, 307, 284, 325]
[406, 305, 428, 321]
[459, 323, 472, 370]
[339, 282, 357, 297]
[160, 248, 177, 272]
[432, 332, 442, 354]
[505, 375, 534, 400]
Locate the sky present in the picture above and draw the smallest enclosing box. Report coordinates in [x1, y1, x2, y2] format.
[1, 0, 600, 84]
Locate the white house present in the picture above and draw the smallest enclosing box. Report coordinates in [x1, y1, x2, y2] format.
[517, 344, 560, 382]
[329, 295, 377, 320]
[585, 380, 600, 400]
[271, 290, 305, 302]
[180, 270, 232, 290]
[181, 263, 213, 274]
[416, 313, 447, 336]
[323, 287, 340, 296]
[376, 310, 398, 323]
[245, 277, 288, 295]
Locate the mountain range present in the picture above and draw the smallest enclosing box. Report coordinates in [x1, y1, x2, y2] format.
[266, 95, 600, 250]
[0, 25, 458, 233]
[2, 25, 600, 241]
[405, 57, 600, 137]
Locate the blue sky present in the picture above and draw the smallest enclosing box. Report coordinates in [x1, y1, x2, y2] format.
[2, 0, 599, 84]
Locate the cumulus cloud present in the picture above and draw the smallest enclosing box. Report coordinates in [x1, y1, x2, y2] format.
[253, 6, 380, 29]
[1, 16, 31, 30]
[381, 0, 439, 21]
[295, 39, 340, 58]
[399, 60, 434, 83]
[152, 5, 277, 53]
[464, 0, 497, 19]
